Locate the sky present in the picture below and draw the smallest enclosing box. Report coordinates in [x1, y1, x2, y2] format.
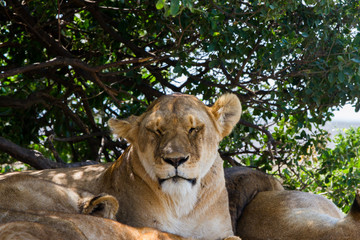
[332, 104, 360, 122]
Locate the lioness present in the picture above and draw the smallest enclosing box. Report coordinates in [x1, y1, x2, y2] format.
[2, 93, 242, 240]
[0, 174, 118, 219]
[237, 189, 360, 240]
[224, 166, 284, 232]
[0, 209, 190, 240]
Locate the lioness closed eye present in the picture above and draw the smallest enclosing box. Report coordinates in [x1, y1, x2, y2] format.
[2, 93, 241, 240]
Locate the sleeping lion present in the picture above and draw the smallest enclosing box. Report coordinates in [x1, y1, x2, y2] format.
[237, 189, 360, 240]
[1, 93, 242, 240]
[0, 174, 118, 219]
[0, 209, 190, 240]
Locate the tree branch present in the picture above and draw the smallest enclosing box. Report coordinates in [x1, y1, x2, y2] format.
[47, 135, 66, 164]
[0, 94, 47, 109]
[0, 137, 98, 170]
[8, 0, 72, 57]
[0, 137, 59, 169]
[235, 37, 261, 83]
[239, 119, 278, 157]
[0, 56, 155, 79]
[81, 0, 154, 59]
[91, 72, 123, 108]
[219, 150, 243, 167]
[53, 132, 109, 143]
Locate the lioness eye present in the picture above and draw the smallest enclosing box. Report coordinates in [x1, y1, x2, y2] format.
[189, 128, 196, 134]
[156, 129, 163, 136]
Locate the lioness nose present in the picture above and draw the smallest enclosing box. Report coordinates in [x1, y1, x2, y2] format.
[163, 156, 189, 168]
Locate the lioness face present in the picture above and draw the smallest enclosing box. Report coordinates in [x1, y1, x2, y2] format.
[137, 95, 221, 194]
[109, 94, 241, 195]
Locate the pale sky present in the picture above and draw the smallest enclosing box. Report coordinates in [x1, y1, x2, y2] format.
[332, 104, 360, 122]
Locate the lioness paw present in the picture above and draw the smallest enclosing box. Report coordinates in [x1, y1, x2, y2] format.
[80, 193, 119, 220]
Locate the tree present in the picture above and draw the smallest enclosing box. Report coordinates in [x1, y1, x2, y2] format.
[295, 127, 360, 213]
[1, 0, 360, 210]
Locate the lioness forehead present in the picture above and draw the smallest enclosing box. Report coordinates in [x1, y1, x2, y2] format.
[143, 94, 212, 127]
[148, 94, 206, 113]
[147, 93, 207, 115]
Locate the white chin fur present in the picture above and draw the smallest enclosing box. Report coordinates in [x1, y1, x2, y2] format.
[161, 178, 194, 196]
[161, 179, 199, 217]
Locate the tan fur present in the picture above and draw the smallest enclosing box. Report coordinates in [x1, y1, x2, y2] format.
[0, 174, 118, 219]
[1, 93, 242, 240]
[224, 166, 284, 233]
[0, 209, 191, 240]
[0, 221, 74, 240]
[237, 190, 360, 240]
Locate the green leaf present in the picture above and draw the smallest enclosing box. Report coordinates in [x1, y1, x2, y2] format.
[300, 32, 309, 37]
[337, 56, 345, 62]
[184, 0, 194, 12]
[328, 72, 334, 84]
[173, 64, 182, 74]
[170, 0, 180, 16]
[156, 0, 165, 10]
[207, 42, 217, 51]
[338, 71, 345, 83]
[351, 58, 360, 64]
[209, 60, 219, 68]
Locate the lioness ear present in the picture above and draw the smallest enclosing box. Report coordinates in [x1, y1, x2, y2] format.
[81, 193, 119, 220]
[108, 116, 138, 143]
[210, 93, 242, 138]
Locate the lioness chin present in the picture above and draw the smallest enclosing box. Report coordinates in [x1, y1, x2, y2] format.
[1, 93, 242, 240]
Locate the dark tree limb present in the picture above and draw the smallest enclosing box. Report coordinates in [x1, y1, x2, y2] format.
[91, 72, 123, 108]
[219, 150, 243, 167]
[0, 136, 59, 169]
[0, 93, 47, 109]
[47, 135, 65, 164]
[239, 119, 278, 158]
[53, 132, 109, 143]
[0, 56, 155, 79]
[0, 137, 98, 170]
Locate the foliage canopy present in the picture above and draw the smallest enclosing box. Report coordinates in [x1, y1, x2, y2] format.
[1, 0, 360, 211]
